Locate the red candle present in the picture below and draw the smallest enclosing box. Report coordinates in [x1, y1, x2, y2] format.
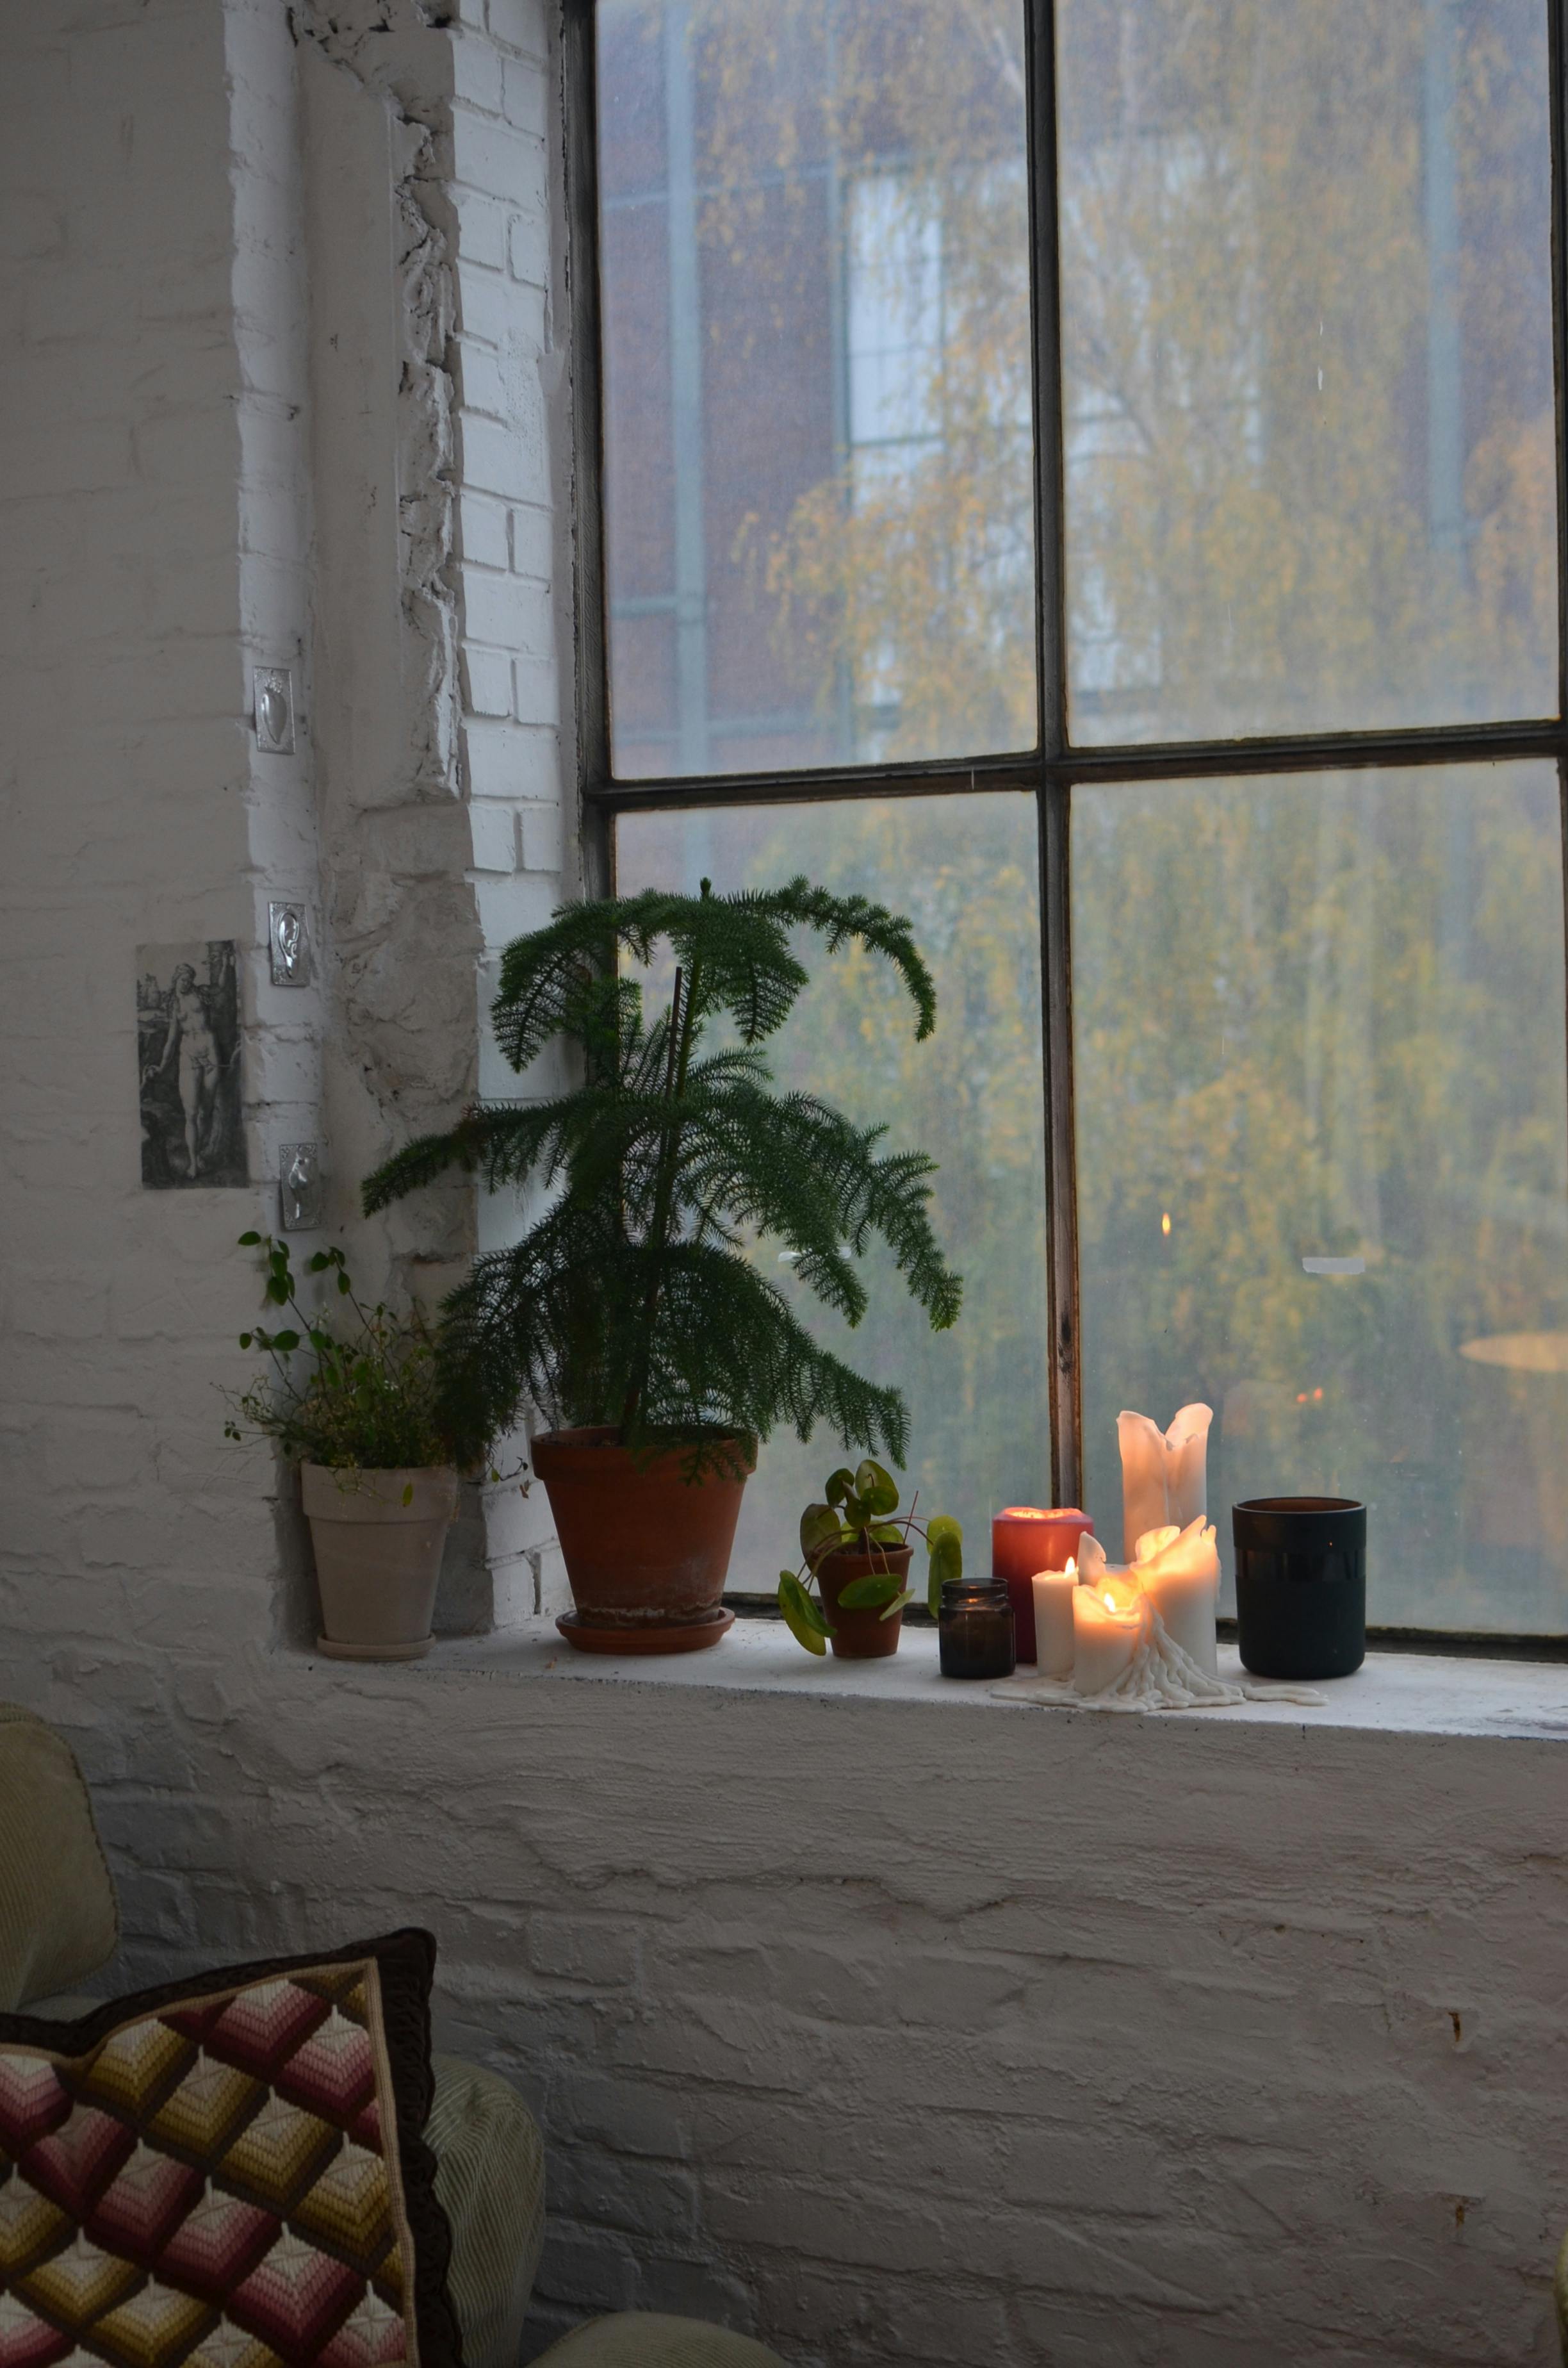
[991, 1507, 1095, 1663]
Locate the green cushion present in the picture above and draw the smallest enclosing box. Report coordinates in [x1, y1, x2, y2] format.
[533, 2317, 787, 2368]
[429, 2052, 546, 2368]
[0, 1704, 118, 2010]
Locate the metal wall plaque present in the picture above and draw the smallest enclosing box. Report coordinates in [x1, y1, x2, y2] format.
[268, 901, 311, 987]
[254, 666, 295, 755]
[279, 1143, 323, 1231]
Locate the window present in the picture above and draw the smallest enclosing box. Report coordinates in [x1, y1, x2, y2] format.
[574, 0, 1568, 1636]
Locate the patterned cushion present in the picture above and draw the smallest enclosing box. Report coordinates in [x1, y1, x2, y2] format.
[0, 1931, 460, 2368]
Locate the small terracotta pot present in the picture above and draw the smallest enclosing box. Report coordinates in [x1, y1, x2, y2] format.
[815, 1542, 913, 1659]
[302, 1463, 459, 1661]
[531, 1426, 754, 1637]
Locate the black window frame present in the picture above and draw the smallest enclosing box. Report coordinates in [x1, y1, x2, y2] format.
[562, 0, 1568, 1652]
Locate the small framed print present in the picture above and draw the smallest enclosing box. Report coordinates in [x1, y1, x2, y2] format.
[137, 942, 247, 1188]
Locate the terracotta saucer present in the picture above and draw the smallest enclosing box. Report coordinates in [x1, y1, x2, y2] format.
[555, 1607, 735, 1656]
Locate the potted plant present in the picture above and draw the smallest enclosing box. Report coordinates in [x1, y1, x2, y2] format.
[361, 878, 963, 1652]
[225, 1233, 464, 1661]
[778, 1459, 963, 1659]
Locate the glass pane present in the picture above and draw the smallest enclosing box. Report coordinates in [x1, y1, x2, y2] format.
[1057, 0, 1558, 744]
[596, 1, 1037, 778]
[1074, 763, 1568, 1631]
[616, 794, 1050, 1578]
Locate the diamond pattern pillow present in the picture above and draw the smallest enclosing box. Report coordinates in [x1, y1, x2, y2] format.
[0, 1930, 460, 2368]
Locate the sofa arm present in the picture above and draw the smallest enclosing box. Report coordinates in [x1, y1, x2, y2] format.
[429, 2051, 546, 2368]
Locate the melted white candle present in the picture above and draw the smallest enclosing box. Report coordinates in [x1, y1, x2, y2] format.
[1031, 1561, 1079, 1681]
[1071, 1572, 1145, 1695]
[1132, 1515, 1221, 1677]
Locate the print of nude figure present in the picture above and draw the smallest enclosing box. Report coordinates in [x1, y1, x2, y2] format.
[138, 942, 246, 1188]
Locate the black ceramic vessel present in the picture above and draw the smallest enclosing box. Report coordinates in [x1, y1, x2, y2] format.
[1232, 1496, 1367, 1679]
[938, 1576, 1017, 1679]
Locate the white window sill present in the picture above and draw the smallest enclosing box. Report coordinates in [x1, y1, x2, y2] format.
[318, 1617, 1568, 1742]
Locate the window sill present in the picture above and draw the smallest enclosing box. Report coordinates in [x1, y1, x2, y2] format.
[318, 1618, 1568, 1742]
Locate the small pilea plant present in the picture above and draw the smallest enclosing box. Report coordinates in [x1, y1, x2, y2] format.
[777, 1458, 962, 1655]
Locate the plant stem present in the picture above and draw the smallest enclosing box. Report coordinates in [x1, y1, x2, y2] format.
[619, 953, 702, 1436]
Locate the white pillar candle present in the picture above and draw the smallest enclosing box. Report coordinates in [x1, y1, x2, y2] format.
[1117, 1403, 1213, 1559]
[1031, 1563, 1079, 1680]
[1132, 1515, 1220, 1677]
[1071, 1570, 1145, 1695]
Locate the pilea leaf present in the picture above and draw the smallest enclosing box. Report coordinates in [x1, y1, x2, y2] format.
[778, 1570, 832, 1654]
[799, 1501, 843, 1566]
[926, 1514, 963, 1616]
[838, 1572, 902, 1609]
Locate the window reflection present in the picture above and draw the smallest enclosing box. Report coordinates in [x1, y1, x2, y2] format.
[1074, 764, 1568, 1629]
[1058, 0, 1558, 743]
[616, 795, 1050, 1577]
[597, 0, 1038, 778]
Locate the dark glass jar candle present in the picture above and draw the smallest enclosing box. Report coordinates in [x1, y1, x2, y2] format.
[1232, 1496, 1367, 1679]
[938, 1577, 1017, 1679]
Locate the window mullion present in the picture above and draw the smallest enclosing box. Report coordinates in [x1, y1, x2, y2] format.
[1026, 0, 1083, 1506]
[1553, 0, 1568, 720]
[1027, 0, 1069, 765]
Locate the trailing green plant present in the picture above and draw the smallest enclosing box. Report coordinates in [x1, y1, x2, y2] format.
[361, 878, 963, 1479]
[776, 1457, 963, 1654]
[224, 1233, 455, 1474]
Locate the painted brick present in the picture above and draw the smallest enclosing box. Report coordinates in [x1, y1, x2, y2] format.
[484, 0, 548, 62]
[450, 37, 504, 117]
[512, 652, 560, 727]
[450, 184, 511, 275]
[463, 642, 515, 718]
[508, 500, 553, 580]
[468, 798, 519, 873]
[461, 565, 551, 654]
[453, 337, 514, 422]
[459, 409, 537, 502]
[452, 115, 546, 217]
[518, 800, 562, 874]
[507, 209, 549, 288]
[457, 490, 511, 571]
[464, 717, 560, 803]
[501, 56, 547, 138]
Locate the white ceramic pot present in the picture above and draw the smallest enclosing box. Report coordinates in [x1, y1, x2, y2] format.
[301, 1463, 459, 1661]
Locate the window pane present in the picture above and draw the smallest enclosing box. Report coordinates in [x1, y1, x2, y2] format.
[597, 1, 1037, 779]
[616, 794, 1050, 1578]
[1074, 764, 1568, 1631]
[1057, 0, 1558, 744]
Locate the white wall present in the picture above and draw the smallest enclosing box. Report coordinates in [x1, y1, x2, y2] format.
[3, 6, 1566, 2366]
[27, 1646, 1568, 2367]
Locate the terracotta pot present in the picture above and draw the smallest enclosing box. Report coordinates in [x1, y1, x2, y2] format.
[815, 1542, 913, 1659]
[302, 1463, 458, 1661]
[531, 1426, 755, 1636]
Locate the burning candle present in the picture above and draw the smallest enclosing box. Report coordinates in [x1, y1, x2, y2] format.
[1071, 1570, 1146, 1695]
[992, 1506, 1095, 1662]
[1031, 1561, 1080, 1679]
[1132, 1517, 1221, 1677]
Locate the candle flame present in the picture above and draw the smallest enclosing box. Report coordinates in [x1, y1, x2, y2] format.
[1161, 1211, 1172, 1236]
[1103, 1591, 1116, 1610]
[1065, 1556, 1076, 1580]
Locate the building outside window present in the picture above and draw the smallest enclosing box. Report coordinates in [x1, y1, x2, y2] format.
[585, 0, 1567, 1636]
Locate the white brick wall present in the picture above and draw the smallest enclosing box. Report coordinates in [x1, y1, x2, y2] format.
[8, 6, 1567, 2366]
[9, 1650, 1564, 2367]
